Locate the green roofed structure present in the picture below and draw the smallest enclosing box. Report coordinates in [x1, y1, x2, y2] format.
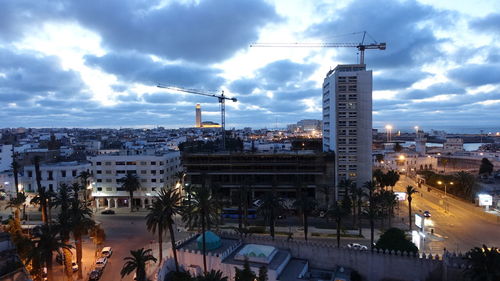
[197, 231, 222, 251]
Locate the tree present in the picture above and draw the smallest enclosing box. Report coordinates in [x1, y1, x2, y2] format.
[5, 193, 26, 223]
[385, 170, 400, 191]
[121, 173, 141, 212]
[463, 245, 500, 281]
[316, 184, 331, 209]
[454, 171, 477, 200]
[375, 228, 418, 253]
[29, 224, 72, 281]
[257, 186, 286, 240]
[196, 270, 228, 281]
[373, 169, 385, 187]
[55, 183, 75, 280]
[77, 170, 92, 204]
[405, 185, 418, 231]
[146, 188, 182, 269]
[363, 181, 378, 248]
[257, 266, 268, 281]
[394, 142, 403, 152]
[479, 158, 494, 176]
[30, 187, 51, 226]
[182, 183, 220, 273]
[33, 156, 48, 224]
[293, 195, 316, 241]
[69, 195, 95, 279]
[378, 189, 397, 228]
[120, 248, 157, 281]
[328, 201, 348, 248]
[234, 258, 255, 281]
[233, 183, 252, 232]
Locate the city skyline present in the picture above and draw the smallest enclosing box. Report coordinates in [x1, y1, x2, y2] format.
[1, 0, 499, 130]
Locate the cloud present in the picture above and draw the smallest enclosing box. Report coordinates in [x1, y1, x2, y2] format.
[397, 82, 465, 100]
[448, 64, 500, 86]
[67, 0, 280, 63]
[470, 13, 500, 34]
[228, 79, 259, 95]
[0, 48, 86, 99]
[374, 69, 430, 90]
[85, 52, 224, 89]
[307, 0, 449, 69]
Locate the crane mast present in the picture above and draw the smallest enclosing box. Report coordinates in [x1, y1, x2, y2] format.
[157, 84, 237, 150]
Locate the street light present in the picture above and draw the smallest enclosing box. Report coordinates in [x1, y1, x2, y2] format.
[437, 181, 453, 213]
[385, 124, 393, 142]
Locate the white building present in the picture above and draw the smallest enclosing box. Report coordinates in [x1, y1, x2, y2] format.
[322, 64, 372, 187]
[443, 138, 464, 154]
[375, 152, 437, 174]
[0, 144, 13, 172]
[22, 161, 92, 193]
[88, 150, 181, 209]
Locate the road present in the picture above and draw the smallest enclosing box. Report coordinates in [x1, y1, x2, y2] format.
[394, 176, 500, 254]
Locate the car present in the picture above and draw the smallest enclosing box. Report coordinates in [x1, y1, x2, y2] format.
[347, 243, 368, 250]
[95, 257, 108, 269]
[101, 247, 113, 258]
[72, 261, 79, 272]
[423, 211, 431, 218]
[101, 209, 115, 215]
[88, 269, 102, 281]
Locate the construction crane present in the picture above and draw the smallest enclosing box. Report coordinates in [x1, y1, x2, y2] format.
[157, 84, 237, 150]
[250, 31, 386, 65]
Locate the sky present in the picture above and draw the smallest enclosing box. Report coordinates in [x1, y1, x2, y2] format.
[0, 0, 499, 132]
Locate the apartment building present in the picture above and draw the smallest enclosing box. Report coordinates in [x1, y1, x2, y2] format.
[88, 150, 181, 209]
[322, 64, 372, 188]
[22, 161, 91, 193]
[0, 144, 13, 172]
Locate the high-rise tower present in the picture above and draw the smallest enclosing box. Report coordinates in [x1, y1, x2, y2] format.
[322, 64, 372, 189]
[195, 104, 202, 128]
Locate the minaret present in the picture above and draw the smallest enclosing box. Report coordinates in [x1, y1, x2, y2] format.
[415, 130, 426, 155]
[195, 104, 202, 128]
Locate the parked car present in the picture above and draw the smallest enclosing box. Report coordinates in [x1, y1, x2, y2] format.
[88, 269, 102, 281]
[423, 210, 431, 218]
[95, 257, 108, 269]
[72, 261, 79, 272]
[101, 247, 113, 258]
[347, 243, 368, 250]
[101, 209, 115, 215]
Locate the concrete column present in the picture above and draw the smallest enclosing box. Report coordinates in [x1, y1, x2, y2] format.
[128, 198, 131, 209]
[114, 198, 118, 208]
[96, 198, 100, 209]
[105, 198, 110, 208]
[142, 198, 146, 209]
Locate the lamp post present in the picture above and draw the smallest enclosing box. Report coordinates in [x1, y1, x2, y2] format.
[437, 181, 453, 213]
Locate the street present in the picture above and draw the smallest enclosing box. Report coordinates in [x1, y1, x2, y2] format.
[394, 176, 500, 254]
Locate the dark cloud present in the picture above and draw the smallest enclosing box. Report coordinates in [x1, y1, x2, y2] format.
[307, 0, 449, 69]
[397, 83, 465, 100]
[228, 79, 259, 95]
[374, 69, 430, 90]
[256, 60, 318, 90]
[85, 52, 224, 89]
[470, 13, 500, 34]
[448, 64, 500, 87]
[68, 0, 280, 63]
[0, 48, 85, 97]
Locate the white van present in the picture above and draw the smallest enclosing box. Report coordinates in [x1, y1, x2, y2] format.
[101, 247, 113, 258]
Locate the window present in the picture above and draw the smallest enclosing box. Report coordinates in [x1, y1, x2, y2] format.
[116, 161, 125, 165]
[152, 187, 156, 191]
[348, 76, 357, 83]
[49, 184, 53, 191]
[96, 162, 102, 166]
[105, 170, 112, 174]
[105, 179, 112, 183]
[97, 179, 102, 182]
[47, 171, 53, 180]
[151, 170, 157, 175]
[347, 103, 356, 109]
[141, 179, 147, 183]
[61, 170, 66, 177]
[97, 187, 102, 191]
[140, 161, 147, 165]
[28, 171, 33, 177]
[151, 179, 157, 183]
[96, 170, 102, 174]
[338, 85, 347, 92]
[126, 161, 136, 165]
[116, 170, 126, 174]
[159, 162, 164, 165]
[105, 162, 112, 165]
[106, 187, 112, 191]
[159, 170, 164, 174]
[141, 170, 147, 174]
[72, 170, 77, 177]
[151, 161, 157, 165]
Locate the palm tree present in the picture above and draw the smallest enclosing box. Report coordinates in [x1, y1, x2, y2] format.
[405, 185, 418, 231]
[69, 195, 95, 279]
[174, 171, 185, 187]
[5, 193, 26, 223]
[454, 171, 476, 200]
[182, 183, 220, 273]
[77, 170, 92, 204]
[316, 184, 331, 209]
[463, 245, 500, 281]
[363, 181, 378, 249]
[55, 183, 74, 280]
[29, 224, 72, 281]
[257, 187, 285, 241]
[293, 195, 316, 241]
[33, 156, 48, 224]
[196, 270, 228, 281]
[352, 185, 366, 237]
[121, 173, 141, 212]
[146, 188, 182, 268]
[328, 201, 347, 248]
[120, 248, 157, 281]
[385, 170, 400, 191]
[11, 159, 25, 219]
[234, 183, 252, 231]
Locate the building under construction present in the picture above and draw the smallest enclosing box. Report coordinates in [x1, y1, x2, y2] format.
[182, 151, 336, 205]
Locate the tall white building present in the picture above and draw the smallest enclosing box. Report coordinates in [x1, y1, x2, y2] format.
[0, 144, 13, 172]
[88, 150, 181, 209]
[322, 64, 372, 188]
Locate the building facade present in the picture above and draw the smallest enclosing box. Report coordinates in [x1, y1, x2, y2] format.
[0, 144, 13, 172]
[88, 150, 181, 209]
[183, 151, 335, 206]
[322, 64, 372, 187]
[22, 161, 91, 194]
